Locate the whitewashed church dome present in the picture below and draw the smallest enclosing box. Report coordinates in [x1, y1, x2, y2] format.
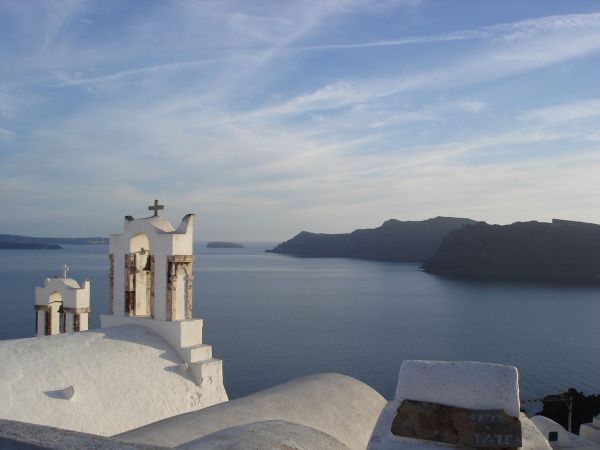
[0, 324, 220, 436]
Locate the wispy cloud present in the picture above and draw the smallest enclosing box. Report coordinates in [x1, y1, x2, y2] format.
[288, 12, 600, 51]
[49, 55, 256, 87]
[0, 127, 15, 141]
[3, 3, 600, 238]
[519, 99, 600, 123]
[290, 29, 488, 51]
[457, 101, 486, 113]
[490, 12, 600, 40]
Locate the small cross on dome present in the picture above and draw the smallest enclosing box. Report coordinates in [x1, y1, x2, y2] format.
[148, 199, 164, 217]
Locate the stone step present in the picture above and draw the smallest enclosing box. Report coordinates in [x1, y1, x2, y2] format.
[180, 344, 212, 363]
[189, 358, 224, 389]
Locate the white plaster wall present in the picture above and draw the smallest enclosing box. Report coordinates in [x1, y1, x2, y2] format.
[395, 360, 521, 418]
[531, 415, 571, 444]
[172, 233, 194, 255]
[109, 215, 193, 257]
[36, 279, 75, 307]
[36, 310, 45, 336]
[531, 415, 599, 448]
[79, 312, 89, 331]
[35, 278, 89, 310]
[580, 417, 600, 445]
[100, 315, 203, 350]
[72, 280, 90, 309]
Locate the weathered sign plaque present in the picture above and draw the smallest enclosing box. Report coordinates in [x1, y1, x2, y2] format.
[391, 400, 522, 449]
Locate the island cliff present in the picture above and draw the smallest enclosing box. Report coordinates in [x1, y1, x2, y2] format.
[267, 217, 476, 262]
[0, 242, 61, 250]
[423, 219, 600, 282]
[0, 234, 108, 249]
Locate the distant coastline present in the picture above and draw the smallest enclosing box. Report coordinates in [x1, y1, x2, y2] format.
[0, 242, 61, 250]
[268, 217, 600, 284]
[0, 234, 108, 250]
[267, 217, 475, 262]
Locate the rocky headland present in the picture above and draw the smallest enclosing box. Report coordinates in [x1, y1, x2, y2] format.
[0, 234, 108, 250]
[423, 219, 600, 283]
[267, 217, 476, 262]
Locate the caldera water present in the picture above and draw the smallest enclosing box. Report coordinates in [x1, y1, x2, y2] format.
[1, 243, 598, 412]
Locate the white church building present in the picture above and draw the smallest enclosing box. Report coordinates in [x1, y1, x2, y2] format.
[0, 201, 597, 449]
[0, 201, 226, 436]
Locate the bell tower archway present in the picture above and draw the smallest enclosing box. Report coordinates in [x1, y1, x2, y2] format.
[47, 292, 63, 335]
[106, 200, 195, 322]
[124, 233, 154, 317]
[167, 256, 194, 321]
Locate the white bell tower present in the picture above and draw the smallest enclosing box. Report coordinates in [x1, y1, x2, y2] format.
[106, 199, 195, 321]
[100, 200, 227, 402]
[34, 267, 90, 336]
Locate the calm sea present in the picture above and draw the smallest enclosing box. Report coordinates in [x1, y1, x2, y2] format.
[1, 243, 599, 411]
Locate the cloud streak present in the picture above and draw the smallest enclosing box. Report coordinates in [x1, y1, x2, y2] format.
[2, 3, 600, 239]
[288, 12, 600, 51]
[519, 99, 600, 123]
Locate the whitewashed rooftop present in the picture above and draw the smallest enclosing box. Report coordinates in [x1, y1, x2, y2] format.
[0, 325, 218, 436]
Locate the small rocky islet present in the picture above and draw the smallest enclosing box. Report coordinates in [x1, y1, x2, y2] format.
[206, 241, 244, 248]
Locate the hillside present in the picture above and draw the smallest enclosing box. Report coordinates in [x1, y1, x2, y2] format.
[0, 234, 108, 249]
[423, 219, 600, 282]
[0, 242, 61, 250]
[267, 217, 476, 262]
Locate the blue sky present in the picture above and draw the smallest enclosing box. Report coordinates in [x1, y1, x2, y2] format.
[2, 0, 600, 240]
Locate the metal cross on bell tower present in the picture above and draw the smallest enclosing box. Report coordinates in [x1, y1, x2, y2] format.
[62, 264, 69, 278]
[148, 199, 164, 217]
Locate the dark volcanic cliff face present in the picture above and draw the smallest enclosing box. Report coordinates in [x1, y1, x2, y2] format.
[423, 220, 600, 282]
[267, 217, 476, 262]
